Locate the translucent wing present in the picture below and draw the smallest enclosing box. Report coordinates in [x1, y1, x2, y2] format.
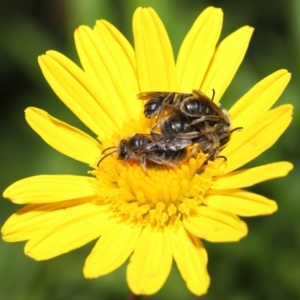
[191, 90, 228, 122]
[136, 91, 171, 100]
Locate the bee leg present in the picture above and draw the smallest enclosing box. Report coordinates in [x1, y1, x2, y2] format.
[189, 138, 210, 158]
[200, 149, 216, 164]
[140, 154, 148, 174]
[188, 144, 200, 158]
[189, 115, 225, 126]
[230, 126, 243, 133]
[207, 150, 217, 161]
[211, 130, 220, 149]
[156, 92, 176, 121]
[217, 155, 227, 161]
[211, 89, 216, 101]
[173, 93, 189, 106]
[150, 122, 159, 134]
[147, 154, 178, 168]
[150, 116, 169, 134]
[189, 128, 217, 158]
[190, 136, 219, 161]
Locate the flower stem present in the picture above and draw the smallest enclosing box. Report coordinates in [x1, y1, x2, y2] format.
[127, 291, 141, 300]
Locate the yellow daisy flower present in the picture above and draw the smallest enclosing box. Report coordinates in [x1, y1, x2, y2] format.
[2, 6, 293, 296]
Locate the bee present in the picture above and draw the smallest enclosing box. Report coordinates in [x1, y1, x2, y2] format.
[178, 90, 229, 125]
[150, 109, 216, 151]
[97, 133, 190, 172]
[137, 91, 178, 118]
[138, 90, 241, 161]
[190, 121, 225, 160]
[137, 89, 228, 125]
[192, 121, 243, 160]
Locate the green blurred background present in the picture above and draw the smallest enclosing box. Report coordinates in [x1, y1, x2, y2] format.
[0, 0, 299, 299]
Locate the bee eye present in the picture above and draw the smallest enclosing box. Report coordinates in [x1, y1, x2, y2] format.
[117, 140, 128, 159]
[118, 150, 126, 159]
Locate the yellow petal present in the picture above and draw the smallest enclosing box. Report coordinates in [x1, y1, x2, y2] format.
[222, 104, 293, 173]
[133, 7, 176, 91]
[213, 161, 293, 189]
[230, 70, 291, 128]
[25, 107, 101, 165]
[127, 225, 172, 295]
[176, 7, 223, 90]
[200, 26, 254, 103]
[24, 202, 110, 260]
[95, 20, 142, 117]
[205, 189, 278, 217]
[3, 175, 99, 204]
[170, 225, 210, 296]
[38, 51, 118, 138]
[75, 23, 141, 120]
[183, 206, 248, 242]
[96, 20, 136, 73]
[84, 222, 141, 277]
[1, 199, 92, 242]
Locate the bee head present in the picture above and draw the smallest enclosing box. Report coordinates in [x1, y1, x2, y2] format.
[117, 139, 129, 160]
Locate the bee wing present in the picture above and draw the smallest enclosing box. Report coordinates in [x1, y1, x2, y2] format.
[133, 133, 194, 153]
[192, 89, 213, 101]
[161, 137, 192, 151]
[151, 133, 196, 151]
[192, 90, 228, 122]
[130, 134, 159, 154]
[136, 91, 171, 100]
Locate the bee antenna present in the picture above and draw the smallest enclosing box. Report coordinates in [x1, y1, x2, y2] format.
[102, 146, 117, 154]
[217, 155, 227, 162]
[230, 126, 243, 133]
[211, 89, 216, 101]
[97, 150, 117, 167]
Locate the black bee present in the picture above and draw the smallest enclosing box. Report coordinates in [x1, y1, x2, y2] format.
[98, 90, 241, 172]
[190, 121, 225, 160]
[137, 91, 177, 118]
[137, 89, 228, 125]
[138, 90, 241, 161]
[178, 90, 228, 125]
[97, 134, 189, 172]
[191, 121, 243, 160]
[150, 109, 216, 151]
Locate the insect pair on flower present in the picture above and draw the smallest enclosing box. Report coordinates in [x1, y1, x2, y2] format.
[98, 90, 239, 171]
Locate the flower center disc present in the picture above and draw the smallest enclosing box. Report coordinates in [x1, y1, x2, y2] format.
[93, 150, 222, 228]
